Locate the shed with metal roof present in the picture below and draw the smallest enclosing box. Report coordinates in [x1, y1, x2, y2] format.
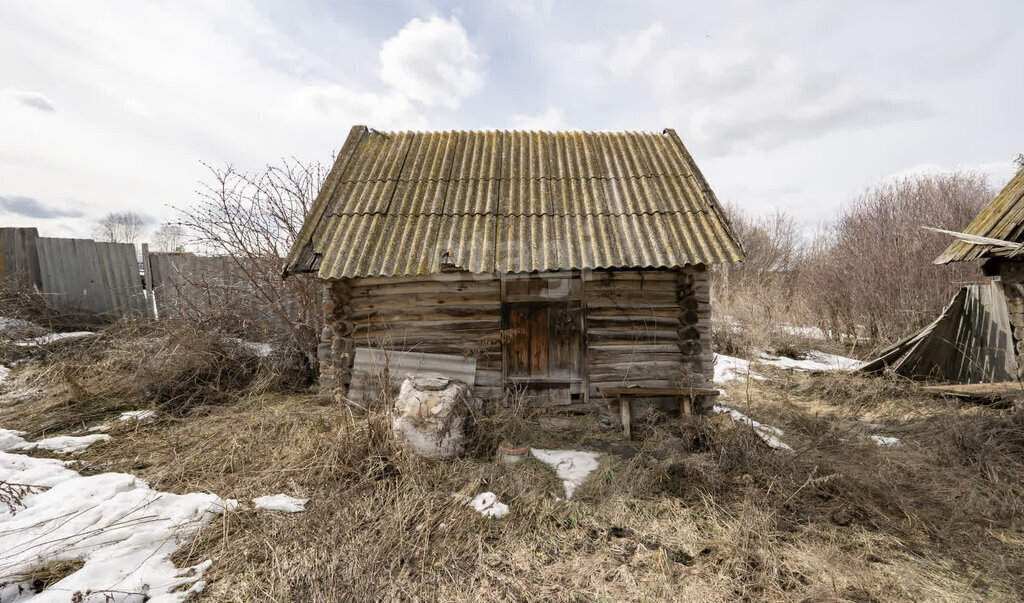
[286, 125, 743, 420]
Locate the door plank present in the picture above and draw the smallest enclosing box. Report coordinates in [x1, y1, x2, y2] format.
[529, 305, 549, 376]
[506, 305, 531, 377]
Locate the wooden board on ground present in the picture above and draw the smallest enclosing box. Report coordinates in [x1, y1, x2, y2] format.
[922, 382, 1024, 404]
[347, 348, 477, 407]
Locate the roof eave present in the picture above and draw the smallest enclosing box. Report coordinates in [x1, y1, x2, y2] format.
[281, 125, 369, 279]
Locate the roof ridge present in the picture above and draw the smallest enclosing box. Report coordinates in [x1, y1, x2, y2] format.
[324, 208, 712, 219]
[337, 173, 698, 184]
[365, 128, 674, 136]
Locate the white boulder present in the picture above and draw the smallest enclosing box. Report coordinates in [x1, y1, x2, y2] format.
[392, 373, 469, 459]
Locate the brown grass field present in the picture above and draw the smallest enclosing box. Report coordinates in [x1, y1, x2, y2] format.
[1, 329, 1023, 602]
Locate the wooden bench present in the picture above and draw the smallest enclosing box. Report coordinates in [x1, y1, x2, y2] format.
[599, 387, 720, 439]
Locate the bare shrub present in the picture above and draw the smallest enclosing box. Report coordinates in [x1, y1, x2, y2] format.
[712, 205, 814, 356]
[0, 273, 108, 339]
[799, 171, 993, 346]
[171, 159, 327, 372]
[2, 319, 308, 435]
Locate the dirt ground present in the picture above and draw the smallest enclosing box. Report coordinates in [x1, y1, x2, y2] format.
[2, 337, 1023, 601]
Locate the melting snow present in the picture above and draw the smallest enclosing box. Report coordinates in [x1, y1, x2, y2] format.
[227, 338, 273, 358]
[252, 494, 308, 513]
[26, 434, 111, 454]
[451, 492, 509, 519]
[15, 331, 95, 347]
[714, 350, 861, 384]
[0, 429, 111, 455]
[870, 435, 902, 447]
[0, 443, 235, 601]
[0, 429, 31, 452]
[0, 316, 38, 336]
[759, 350, 862, 371]
[712, 405, 792, 451]
[713, 354, 765, 383]
[530, 449, 602, 499]
[119, 410, 156, 422]
[0, 365, 9, 385]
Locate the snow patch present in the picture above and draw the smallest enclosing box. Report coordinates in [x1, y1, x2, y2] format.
[0, 365, 9, 385]
[227, 338, 273, 357]
[0, 429, 31, 452]
[0, 446, 235, 601]
[253, 494, 308, 513]
[119, 410, 156, 421]
[15, 331, 95, 346]
[715, 351, 861, 384]
[0, 316, 38, 336]
[870, 435, 902, 447]
[714, 354, 765, 383]
[530, 449, 602, 499]
[713, 405, 792, 451]
[452, 492, 509, 519]
[27, 434, 111, 454]
[88, 425, 110, 432]
[759, 350, 862, 372]
[1, 428, 110, 454]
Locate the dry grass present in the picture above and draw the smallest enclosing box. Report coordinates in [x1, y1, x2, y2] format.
[2, 329, 1023, 600]
[0, 319, 308, 437]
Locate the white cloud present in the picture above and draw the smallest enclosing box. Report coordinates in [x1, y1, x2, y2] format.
[378, 16, 484, 109]
[608, 24, 664, 77]
[689, 96, 932, 155]
[500, 0, 555, 19]
[509, 105, 565, 130]
[886, 160, 1018, 188]
[292, 84, 427, 129]
[638, 41, 932, 154]
[2, 88, 56, 112]
[0, 0, 437, 236]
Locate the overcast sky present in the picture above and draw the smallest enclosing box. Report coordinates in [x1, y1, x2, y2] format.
[1, 0, 1021, 239]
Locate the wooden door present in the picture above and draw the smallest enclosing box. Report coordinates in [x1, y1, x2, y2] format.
[504, 301, 582, 405]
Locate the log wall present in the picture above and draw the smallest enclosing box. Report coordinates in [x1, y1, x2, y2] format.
[319, 266, 713, 414]
[996, 260, 1024, 379]
[585, 267, 713, 416]
[320, 274, 503, 401]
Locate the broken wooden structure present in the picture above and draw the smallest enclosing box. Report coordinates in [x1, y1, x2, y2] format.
[283, 126, 744, 424]
[860, 280, 1017, 382]
[867, 167, 1024, 384]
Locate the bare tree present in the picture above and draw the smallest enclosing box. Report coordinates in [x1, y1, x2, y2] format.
[799, 170, 993, 345]
[172, 158, 328, 366]
[712, 204, 808, 354]
[151, 224, 187, 252]
[95, 211, 145, 243]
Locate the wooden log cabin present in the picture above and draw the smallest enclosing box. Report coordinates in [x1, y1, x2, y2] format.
[283, 126, 744, 423]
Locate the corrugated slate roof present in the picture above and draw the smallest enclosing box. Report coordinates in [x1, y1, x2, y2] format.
[936, 167, 1024, 264]
[284, 126, 744, 278]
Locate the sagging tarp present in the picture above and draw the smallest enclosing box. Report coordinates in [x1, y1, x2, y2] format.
[861, 280, 1017, 383]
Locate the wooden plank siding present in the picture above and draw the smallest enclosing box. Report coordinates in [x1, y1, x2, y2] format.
[322, 266, 712, 415]
[341, 273, 504, 400]
[585, 269, 682, 410]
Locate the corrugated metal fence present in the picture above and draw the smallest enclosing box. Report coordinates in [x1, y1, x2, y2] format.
[34, 237, 152, 317]
[148, 253, 251, 319]
[1, 227, 257, 319]
[0, 227, 42, 287]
